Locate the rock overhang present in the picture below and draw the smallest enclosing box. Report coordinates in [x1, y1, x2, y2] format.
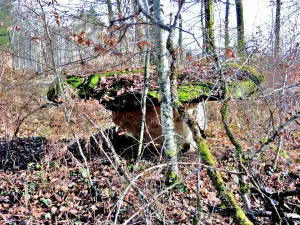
[47, 64, 264, 111]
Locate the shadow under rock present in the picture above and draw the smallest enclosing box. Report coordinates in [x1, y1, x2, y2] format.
[0, 127, 161, 170]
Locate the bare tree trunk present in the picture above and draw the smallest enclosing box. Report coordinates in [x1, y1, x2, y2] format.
[274, 0, 281, 58]
[225, 0, 230, 49]
[204, 0, 215, 55]
[178, 0, 183, 64]
[235, 0, 245, 54]
[116, 0, 123, 18]
[106, 0, 113, 25]
[133, 0, 144, 65]
[137, 0, 151, 159]
[201, 0, 206, 56]
[273, 67, 288, 170]
[154, 0, 178, 185]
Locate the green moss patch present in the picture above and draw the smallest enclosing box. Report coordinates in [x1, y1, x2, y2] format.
[178, 82, 211, 102]
[85, 74, 99, 89]
[232, 79, 257, 98]
[148, 82, 211, 102]
[97, 69, 144, 77]
[228, 63, 264, 85]
[47, 65, 264, 110]
[66, 76, 84, 88]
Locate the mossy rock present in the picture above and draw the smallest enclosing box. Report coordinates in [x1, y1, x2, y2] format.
[149, 82, 212, 102]
[227, 63, 264, 98]
[47, 77, 66, 102]
[47, 69, 148, 105]
[228, 63, 264, 84]
[95, 69, 144, 77]
[232, 79, 258, 98]
[47, 77, 84, 102]
[47, 66, 264, 108]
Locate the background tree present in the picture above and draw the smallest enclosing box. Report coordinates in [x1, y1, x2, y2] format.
[224, 0, 230, 49]
[178, 0, 183, 64]
[204, 0, 215, 55]
[274, 0, 281, 58]
[235, 0, 245, 54]
[106, 0, 113, 25]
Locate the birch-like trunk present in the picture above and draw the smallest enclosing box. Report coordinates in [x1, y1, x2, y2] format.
[137, 0, 151, 159]
[154, 0, 178, 184]
[201, 0, 206, 56]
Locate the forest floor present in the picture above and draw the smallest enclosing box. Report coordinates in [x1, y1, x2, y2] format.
[0, 69, 299, 224]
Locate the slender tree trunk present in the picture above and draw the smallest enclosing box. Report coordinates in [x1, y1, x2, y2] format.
[225, 0, 230, 49]
[273, 67, 288, 170]
[133, 0, 144, 65]
[116, 0, 128, 53]
[204, 0, 215, 55]
[154, 0, 179, 185]
[137, 0, 151, 159]
[178, 0, 183, 64]
[201, 0, 206, 56]
[116, 0, 123, 18]
[235, 0, 245, 54]
[106, 0, 113, 25]
[274, 0, 281, 58]
[221, 82, 252, 214]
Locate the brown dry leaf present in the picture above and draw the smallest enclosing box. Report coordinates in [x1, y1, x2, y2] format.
[51, 207, 58, 214]
[70, 209, 79, 214]
[200, 188, 208, 197]
[53, 193, 63, 203]
[59, 206, 69, 212]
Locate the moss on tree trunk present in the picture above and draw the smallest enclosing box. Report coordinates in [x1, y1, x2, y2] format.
[176, 106, 253, 225]
[204, 0, 215, 55]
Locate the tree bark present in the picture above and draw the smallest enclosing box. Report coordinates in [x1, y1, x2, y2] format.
[154, 0, 179, 185]
[137, 0, 151, 159]
[178, 0, 183, 64]
[176, 106, 253, 225]
[133, 0, 145, 65]
[225, 0, 230, 49]
[235, 0, 245, 54]
[274, 0, 281, 58]
[166, 19, 253, 224]
[204, 0, 215, 55]
[116, 0, 123, 19]
[106, 0, 113, 25]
